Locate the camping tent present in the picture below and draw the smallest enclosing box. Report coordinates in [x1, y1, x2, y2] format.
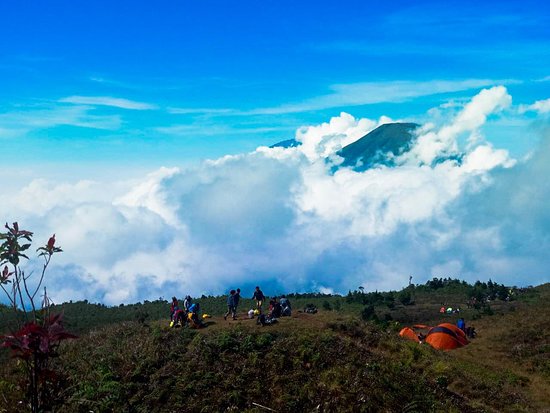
[399, 327, 420, 343]
[425, 323, 469, 350]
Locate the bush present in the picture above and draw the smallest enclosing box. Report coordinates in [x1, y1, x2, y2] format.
[397, 290, 413, 306]
[361, 305, 378, 322]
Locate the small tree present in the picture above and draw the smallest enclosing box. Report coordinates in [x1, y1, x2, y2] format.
[0, 222, 75, 413]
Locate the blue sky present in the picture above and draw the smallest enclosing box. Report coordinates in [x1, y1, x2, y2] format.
[1, 0, 549, 172]
[1, 1, 550, 303]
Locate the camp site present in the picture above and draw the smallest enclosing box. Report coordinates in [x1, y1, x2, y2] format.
[1, 277, 549, 412]
[3, 1, 550, 412]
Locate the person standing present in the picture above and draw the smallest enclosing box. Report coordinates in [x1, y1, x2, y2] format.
[280, 294, 291, 316]
[457, 317, 466, 332]
[224, 290, 237, 320]
[233, 288, 241, 318]
[170, 297, 180, 322]
[252, 286, 265, 313]
[183, 295, 193, 312]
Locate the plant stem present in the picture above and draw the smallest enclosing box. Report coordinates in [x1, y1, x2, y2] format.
[0, 283, 16, 309]
[22, 269, 37, 322]
[32, 254, 50, 301]
[14, 266, 28, 322]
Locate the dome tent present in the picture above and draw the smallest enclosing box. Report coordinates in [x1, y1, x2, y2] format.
[398, 323, 469, 351]
[399, 327, 420, 342]
[425, 323, 468, 350]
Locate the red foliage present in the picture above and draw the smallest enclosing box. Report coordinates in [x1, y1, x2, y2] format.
[37, 234, 63, 257]
[2, 313, 77, 361]
[46, 234, 56, 251]
[0, 265, 13, 284]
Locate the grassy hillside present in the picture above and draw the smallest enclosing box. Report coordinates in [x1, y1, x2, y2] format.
[1, 281, 548, 412]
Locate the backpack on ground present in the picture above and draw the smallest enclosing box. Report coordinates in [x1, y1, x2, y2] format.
[304, 304, 318, 314]
[257, 314, 278, 326]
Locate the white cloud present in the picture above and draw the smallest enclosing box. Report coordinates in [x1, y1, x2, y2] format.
[171, 79, 505, 118]
[2, 86, 548, 305]
[114, 167, 182, 225]
[519, 98, 550, 114]
[245, 79, 501, 115]
[59, 95, 157, 110]
[0, 105, 122, 136]
[293, 112, 383, 161]
[155, 124, 291, 136]
[167, 107, 236, 115]
[402, 86, 512, 165]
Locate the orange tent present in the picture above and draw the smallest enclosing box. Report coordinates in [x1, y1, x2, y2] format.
[437, 323, 468, 345]
[399, 327, 420, 342]
[425, 323, 469, 350]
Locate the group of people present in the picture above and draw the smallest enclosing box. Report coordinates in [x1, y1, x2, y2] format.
[224, 288, 242, 320]
[169, 296, 205, 329]
[223, 286, 267, 320]
[255, 295, 293, 326]
[170, 286, 296, 329]
[224, 286, 292, 322]
[440, 306, 461, 314]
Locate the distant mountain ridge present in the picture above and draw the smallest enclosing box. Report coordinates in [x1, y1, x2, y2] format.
[270, 122, 419, 170]
[270, 139, 302, 149]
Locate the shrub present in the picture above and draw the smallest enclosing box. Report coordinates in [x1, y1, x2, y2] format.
[361, 305, 378, 322]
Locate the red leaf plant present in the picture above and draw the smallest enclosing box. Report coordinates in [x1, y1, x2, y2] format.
[2, 314, 77, 412]
[2, 313, 77, 359]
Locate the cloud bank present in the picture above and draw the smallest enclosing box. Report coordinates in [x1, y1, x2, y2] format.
[2, 87, 549, 304]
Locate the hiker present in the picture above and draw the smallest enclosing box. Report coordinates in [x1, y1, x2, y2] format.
[183, 295, 193, 312]
[248, 309, 255, 319]
[234, 288, 241, 317]
[466, 326, 476, 338]
[188, 303, 205, 328]
[170, 297, 186, 327]
[170, 297, 180, 321]
[252, 286, 265, 313]
[280, 295, 291, 316]
[268, 298, 282, 318]
[457, 318, 466, 332]
[439, 306, 445, 313]
[172, 308, 186, 327]
[224, 289, 237, 320]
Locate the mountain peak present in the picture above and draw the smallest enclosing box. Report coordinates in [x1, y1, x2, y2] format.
[337, 122, 419, 170]
[270, 139, 302, 149]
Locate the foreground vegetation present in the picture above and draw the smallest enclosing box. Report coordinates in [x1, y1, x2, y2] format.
[1, 280, 548, 412]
